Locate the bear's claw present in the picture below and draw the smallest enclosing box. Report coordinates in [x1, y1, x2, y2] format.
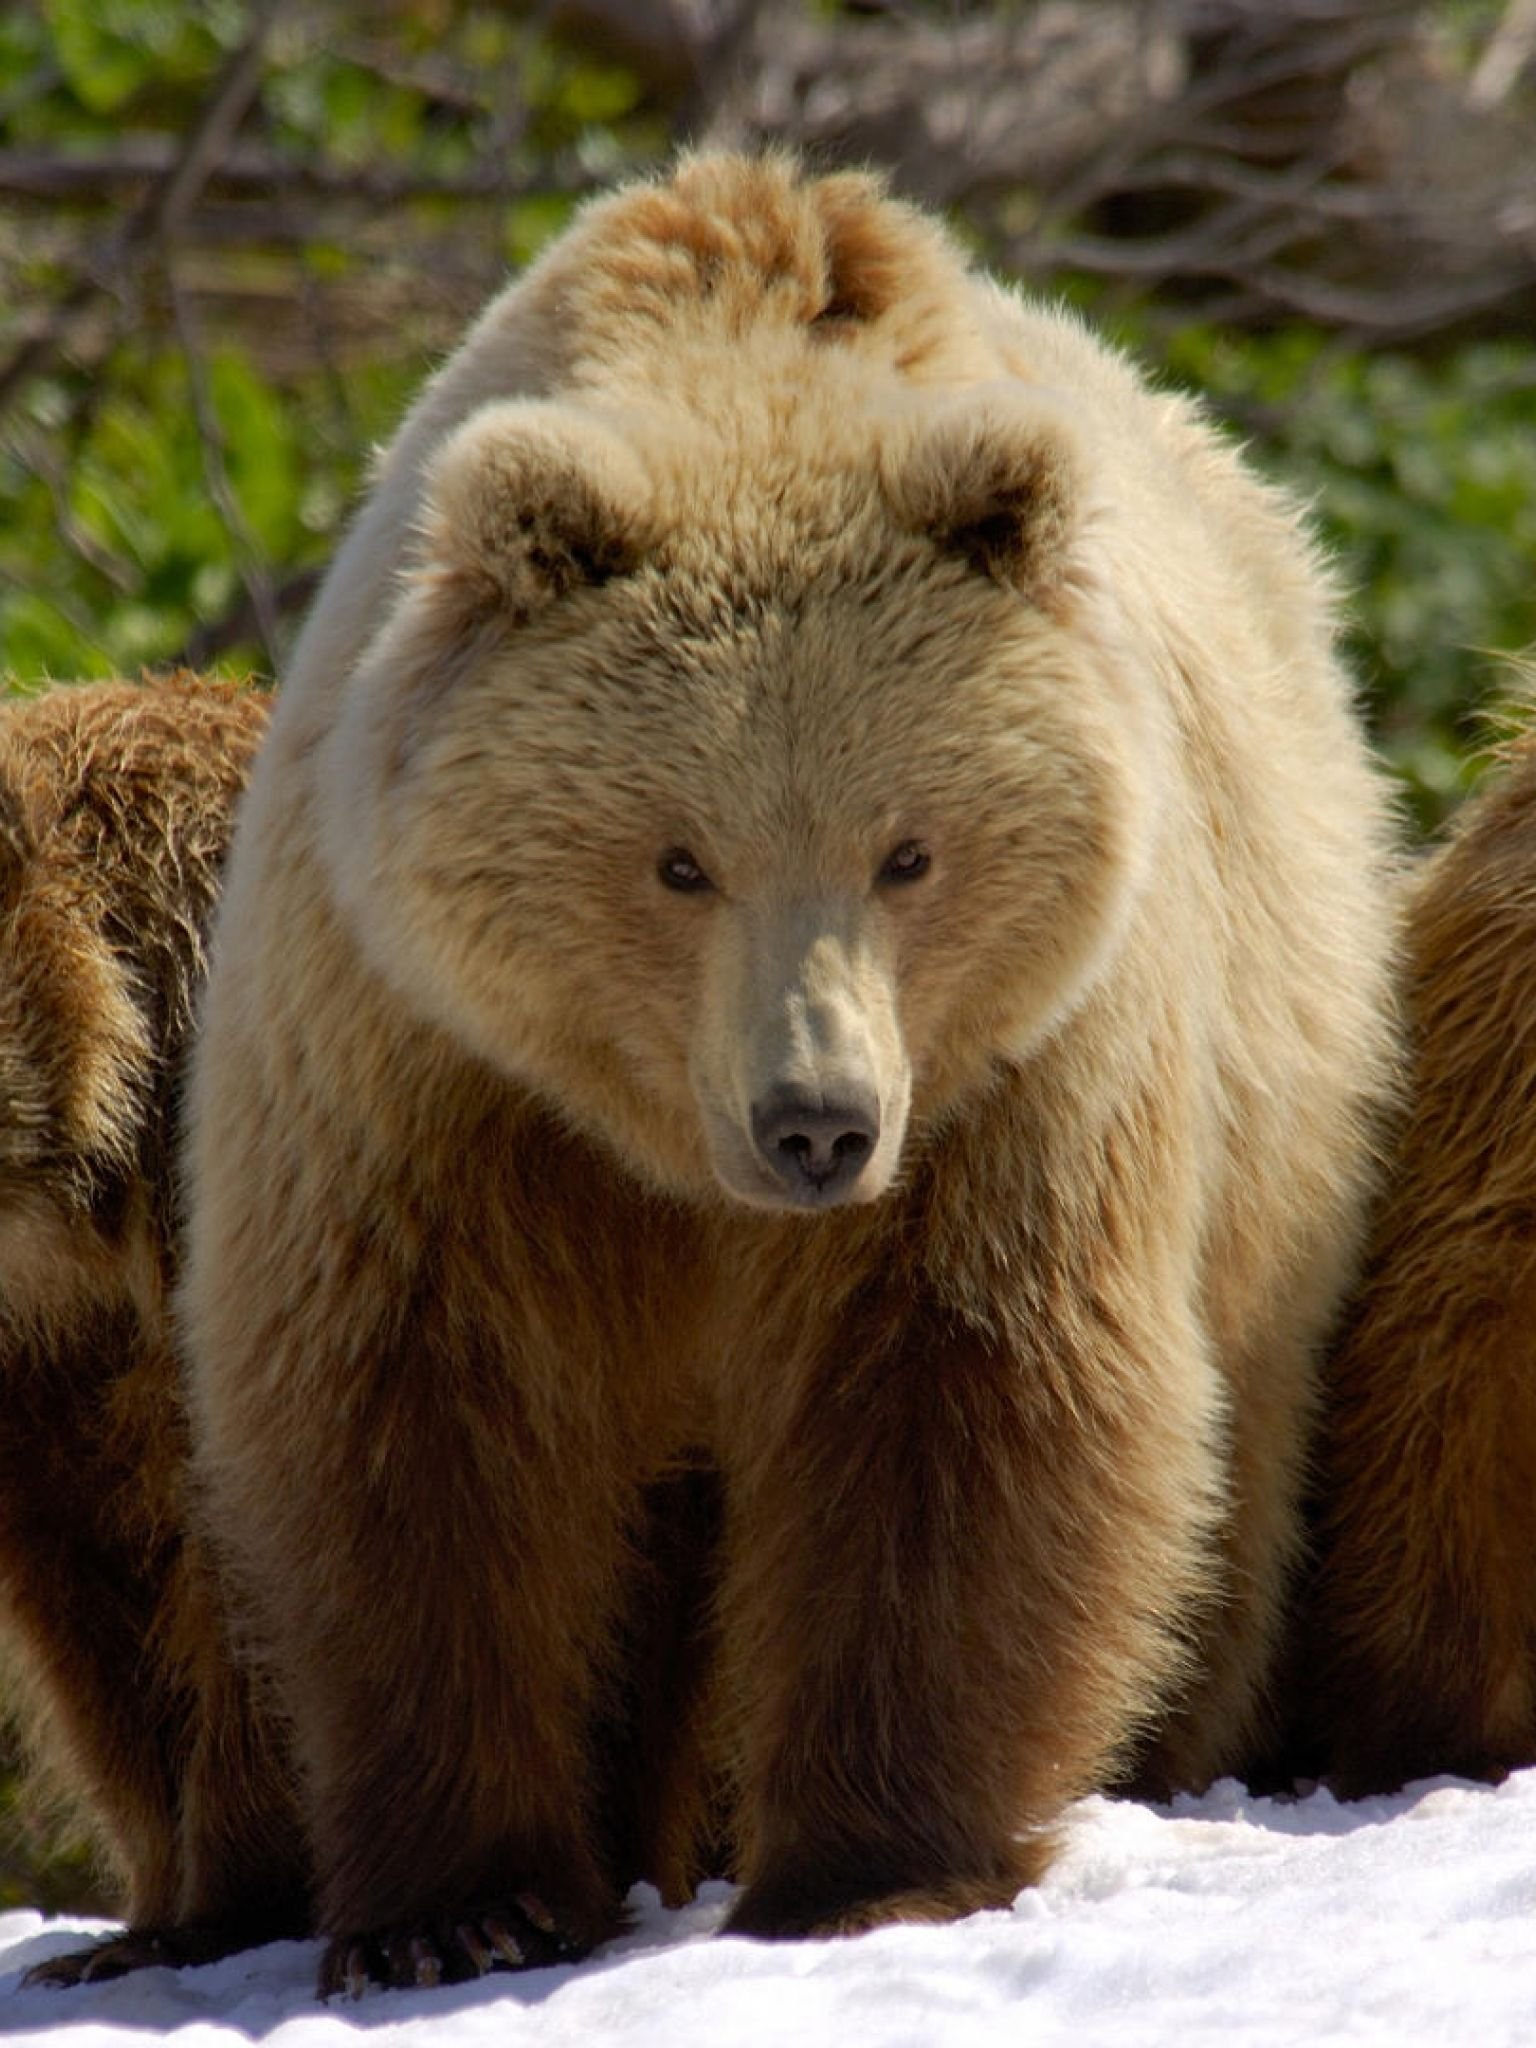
[20, 1922, 255, 1989]
[319, 1894, 582, 1998]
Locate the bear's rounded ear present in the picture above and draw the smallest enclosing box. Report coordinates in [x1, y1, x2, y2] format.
[415, 400, 656, 626]
[882, 391, 1090, 612]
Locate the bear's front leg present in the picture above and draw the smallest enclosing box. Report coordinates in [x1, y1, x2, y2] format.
[716, 1274, 1219, 1938]
[184, 1109, 663, 1997]
[303, 1654, 620, 2002]
[216, 1331, 637, 1998]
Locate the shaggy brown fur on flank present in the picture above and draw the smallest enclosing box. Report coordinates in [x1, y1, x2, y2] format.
[1307, 735, 1536, 1795]
[174, 152, 1398, 1996]
[0, 676, 306, 1980]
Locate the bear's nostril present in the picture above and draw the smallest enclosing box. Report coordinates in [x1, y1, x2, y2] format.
[752, 1087, 881, 1200]
[779, 1126, 871, 1182]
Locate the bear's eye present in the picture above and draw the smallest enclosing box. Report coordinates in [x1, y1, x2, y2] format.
[658, 848, 714, 894]
[878, 840, 931, 886]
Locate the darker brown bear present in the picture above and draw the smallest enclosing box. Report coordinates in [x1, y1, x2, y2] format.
[0, 676, 304, 1980]
[1308, 733, 1536, 1795]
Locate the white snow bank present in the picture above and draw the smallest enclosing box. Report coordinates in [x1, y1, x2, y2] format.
[4, 1772, 1536, 2047]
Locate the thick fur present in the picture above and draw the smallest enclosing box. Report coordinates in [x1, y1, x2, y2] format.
[1308, 735, 1536, 1795]
[179, 152, 1399, 1988]
[0, 676, 305, 1975]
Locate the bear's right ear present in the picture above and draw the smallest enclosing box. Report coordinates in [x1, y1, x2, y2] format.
[414, 400, 656, 629]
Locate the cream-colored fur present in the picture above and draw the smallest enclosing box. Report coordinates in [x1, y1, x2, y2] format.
[179, 153, 1399, 1988]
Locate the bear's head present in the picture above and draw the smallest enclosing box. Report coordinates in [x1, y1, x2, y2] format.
[318, 387, 1164, 1212]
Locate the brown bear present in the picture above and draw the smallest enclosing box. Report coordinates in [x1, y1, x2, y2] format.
[176, 152, 1399, 1997]
[1307, 727, 1536, 1796]
[0, 675, 306, 1980]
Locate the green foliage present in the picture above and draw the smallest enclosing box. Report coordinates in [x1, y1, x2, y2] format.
[0, 340, 401, 681]
[1152, 325, 1536, 827]
[504, 190, 580, 269]
[0, 1, 670, 688]
[43, 0, 240, 116]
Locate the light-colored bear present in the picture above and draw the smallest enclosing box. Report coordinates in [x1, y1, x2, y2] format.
[175, 152, 1399, 1994]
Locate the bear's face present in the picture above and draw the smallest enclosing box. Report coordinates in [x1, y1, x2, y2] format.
[318, 394, 1162, 1211]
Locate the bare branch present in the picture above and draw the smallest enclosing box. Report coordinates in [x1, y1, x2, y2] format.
[174, 567, 322, 672]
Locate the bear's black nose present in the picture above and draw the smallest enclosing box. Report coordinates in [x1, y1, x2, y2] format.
[751, 1084, 881, 1201]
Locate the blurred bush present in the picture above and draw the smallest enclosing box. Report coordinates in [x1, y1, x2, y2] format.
[1150, 323, 1536, 825]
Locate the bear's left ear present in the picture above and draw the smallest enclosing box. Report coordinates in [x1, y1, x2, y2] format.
[882, 391, 1090, 613]
[415, 399, 657, 627]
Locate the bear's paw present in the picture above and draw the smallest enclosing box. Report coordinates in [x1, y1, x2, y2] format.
[318, 1891, 590, 2000]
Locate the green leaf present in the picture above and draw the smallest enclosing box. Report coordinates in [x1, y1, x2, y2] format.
[210, 348, 300, 558]
[42, 0, 225, 114]
[0, 591, 116, 680]
[504, 191, 578, 269]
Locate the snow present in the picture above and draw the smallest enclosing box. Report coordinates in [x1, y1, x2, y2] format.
[6, 1772, 1536, 2046]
